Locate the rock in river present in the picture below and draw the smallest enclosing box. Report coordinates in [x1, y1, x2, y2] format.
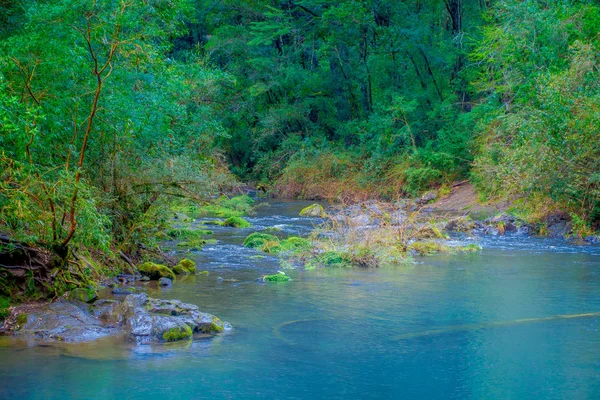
[11, 294, 231, 344]
[158, 277, 173, 287]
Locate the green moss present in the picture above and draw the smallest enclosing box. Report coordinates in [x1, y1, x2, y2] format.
[221, 216, 251, 228]
[299, 203, 326, 218]
[0, 297, 10, 321]
[198, 270, 209, 276]
[166, 228, 213, 239]
[244, 232, 280, 250]
[262, 272, 291, 282]
[173, 258, 196, 275]
[162, 325, 193, 342]
[200, 195, 255, 218]
[280, 237, 311, 252]
[16, 313, 27, 326]
[68, 288, 98, 303]
[138, 262, 176, 280]
[197, 317, 225, 333]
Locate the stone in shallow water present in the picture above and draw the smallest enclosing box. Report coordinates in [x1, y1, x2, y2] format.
[16, 301, 117, 342]
[68, 288, 98, 303]
[299, 203, 326, 218]
[158, 277, 173, 287]
[12, 293, 231, 344]
[112, 287, 138, 295]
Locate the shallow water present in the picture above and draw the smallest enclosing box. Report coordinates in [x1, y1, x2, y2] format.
[1, 199, 600, 399]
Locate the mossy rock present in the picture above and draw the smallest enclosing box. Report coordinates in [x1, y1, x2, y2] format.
[221, 216, 251, 228]
[244, 232, 280, 249]
[16, 313, 27, 327]
[162, 325, 193, 342]
[173, 258, 197, 275]
[198, 317, 226, 333]
[261, 272, 291, 282]
[138, 262, 176, 281]
[68, 288, 98, 303]
[299, 203, 326, 218]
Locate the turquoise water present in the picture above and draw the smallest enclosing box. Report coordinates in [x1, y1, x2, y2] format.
[1, 200, 600, 399]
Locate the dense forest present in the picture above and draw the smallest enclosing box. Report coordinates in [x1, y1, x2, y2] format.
[1, 0, 599, 297]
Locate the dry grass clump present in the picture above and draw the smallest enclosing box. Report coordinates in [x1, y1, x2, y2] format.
[295, 201, 467, 268]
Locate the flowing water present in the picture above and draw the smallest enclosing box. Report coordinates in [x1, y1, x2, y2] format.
[1, 200, 600, 399]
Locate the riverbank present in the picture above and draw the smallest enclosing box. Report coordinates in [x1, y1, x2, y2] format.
[2, 191, 598, 343]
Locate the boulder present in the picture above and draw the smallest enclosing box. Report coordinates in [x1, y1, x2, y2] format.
[416, 191, 437, 206]
[12, 293, 231, 344]
[547, 220, 572, 238]
[299, 204, 326, 218]
[137, 262, 176, 280]
[68, 288, 98, 303]
[584, 235, 600, 244]
[173, 258, 196, 275]
[15, 301, 117, 342]
[111, 287, 138, 295]
[158, 277, 172, 287]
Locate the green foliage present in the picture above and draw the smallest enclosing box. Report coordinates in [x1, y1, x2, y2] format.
[471, 0, 600, 227]
[200, 195, 255, 218]
[175, 239, 215, 249]
[197, 0, 476, 193]
[167, 228, 213, 239]
[0, 0, 240, 297]
[279, 237, 311, 253]
[0, 296, 10, 321]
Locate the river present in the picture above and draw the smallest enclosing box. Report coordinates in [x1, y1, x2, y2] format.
[1, 199, 600, 399]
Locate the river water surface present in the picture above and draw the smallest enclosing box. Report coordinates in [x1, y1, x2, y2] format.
[1, 200, 600, 399]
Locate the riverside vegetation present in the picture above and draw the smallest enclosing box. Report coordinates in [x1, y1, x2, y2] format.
[1, 0, 600, 327]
